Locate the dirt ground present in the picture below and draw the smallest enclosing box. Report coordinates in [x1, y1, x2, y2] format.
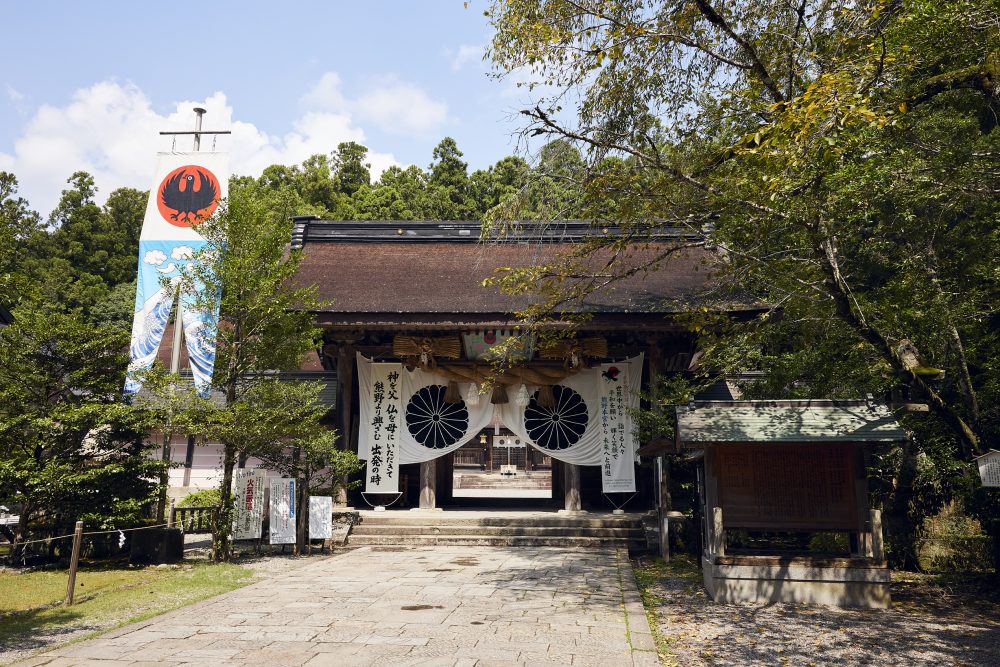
[635, 556, 1000, 667]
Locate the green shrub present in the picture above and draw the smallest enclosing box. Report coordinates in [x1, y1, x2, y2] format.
[916, 500, 993, 573]
[808, 532, 849, 554]
[177, 488, 221, 508]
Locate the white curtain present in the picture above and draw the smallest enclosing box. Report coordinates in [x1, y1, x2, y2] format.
[497, 355, 643, 466]
[357, 354, 495, 465]
[357, 352, 642, 467]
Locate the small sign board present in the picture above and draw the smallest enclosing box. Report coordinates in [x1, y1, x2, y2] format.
[309, 496, 333, 540]
[233, 468, 266, 540]
[975, 450, 1000, 488]
[269, 478, 296, 544]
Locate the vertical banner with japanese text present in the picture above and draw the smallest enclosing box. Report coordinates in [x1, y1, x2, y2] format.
[308, 496, 333, 540]
[600, 362, 636, 493]
[268, 478, 296, 544]
[233, 468, 265, 540]
[363, 362, 402, 494]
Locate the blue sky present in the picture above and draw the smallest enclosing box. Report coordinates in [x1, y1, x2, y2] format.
[0, 2, 543, 215]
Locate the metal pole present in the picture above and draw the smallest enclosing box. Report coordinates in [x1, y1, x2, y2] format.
[65, 521, 84, 605]
[192, 107, 206, 152]
[159, 107, 205, 521]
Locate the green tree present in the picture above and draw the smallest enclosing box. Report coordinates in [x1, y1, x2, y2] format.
[333, 141, 371, 196]
[488, 0, 1000, 562]
[204, 380, 360, 553]
[427, 137, 473, 219]
[179, 181, 333, 560]
[0, 301, 164, 557]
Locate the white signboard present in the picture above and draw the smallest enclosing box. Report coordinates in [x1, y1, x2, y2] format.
[494, 436, 526, 448]
[268, 478, 296, 544]
[364, 363, 402, 494]
[600, 363, 636, 493]
[976, 450, 1000, 488]
[308, 496, 333, 540]
[233, 468, 265, 540]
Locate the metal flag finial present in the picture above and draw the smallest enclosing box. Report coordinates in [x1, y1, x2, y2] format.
[193, 107, 207, 151]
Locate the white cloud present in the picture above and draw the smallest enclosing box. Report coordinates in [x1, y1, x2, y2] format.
[450, 44, 484, 72]
[143, 249, 166, 265]
[171, 246, 194, 261]
[302, 72, 449, 138]
[6, 86, 26, 103]
[0, 74, 410, 215]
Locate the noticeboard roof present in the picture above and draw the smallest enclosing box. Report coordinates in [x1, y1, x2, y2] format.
[676, 400, 907, 446]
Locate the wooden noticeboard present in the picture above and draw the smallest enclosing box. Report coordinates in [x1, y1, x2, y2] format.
[714, 443, 858, 531]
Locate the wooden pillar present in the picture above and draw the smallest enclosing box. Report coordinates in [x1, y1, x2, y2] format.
[870, 509, 884, 561]
[563, 461, 581, 512]
[711, 507, 725, 557]
[336, 342, 356, 454]
[419, 459, 436, 509]
[330, 337, 359, 506]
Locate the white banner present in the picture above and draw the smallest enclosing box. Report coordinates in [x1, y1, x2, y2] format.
[498, 354, 643, 466]
[268, 478, 296, 544]
[358, 354, 496, 466]
[357, 353, 642, 471]
[599, 363, 636, 493]
[308, 496, 333, 539]
[233, 468, 265, 540]
[124, 152, 229, 398]
[363, 363, 402, 493]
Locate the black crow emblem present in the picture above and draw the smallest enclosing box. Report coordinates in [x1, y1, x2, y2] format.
[158, 166, 219, 225]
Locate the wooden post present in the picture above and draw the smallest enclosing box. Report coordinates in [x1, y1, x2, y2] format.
[65, 521, 84, 606]
[870, 509, 884, 561]
[711, 507, 725, 557]
[419, 460, 437, 509]
[167, 498, 175, 528]
[564, 462, 581, 512]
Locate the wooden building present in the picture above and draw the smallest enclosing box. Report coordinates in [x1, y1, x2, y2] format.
[290, 218, 756, 511]
[677, 400, 907, 608]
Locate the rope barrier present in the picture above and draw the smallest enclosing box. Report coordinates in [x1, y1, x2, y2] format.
[359, 492, 403, 509]
[9, 522, 175, 548]
[602, 492, 638, 511]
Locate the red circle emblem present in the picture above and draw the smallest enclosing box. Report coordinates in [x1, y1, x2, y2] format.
[157, 165, 221, 227]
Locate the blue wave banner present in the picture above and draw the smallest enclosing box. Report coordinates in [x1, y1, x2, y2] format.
[124, 152, 228, 398]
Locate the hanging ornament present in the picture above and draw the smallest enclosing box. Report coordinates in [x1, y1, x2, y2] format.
[537, 384, 556, 409]
[514, 384, 530, 408]
[463, 383, 481, 406]
[491, 384, 509, 404]
[118, 530, 126, 549]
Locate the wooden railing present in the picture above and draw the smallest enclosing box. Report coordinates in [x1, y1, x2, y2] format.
[171, 506, 216, 534]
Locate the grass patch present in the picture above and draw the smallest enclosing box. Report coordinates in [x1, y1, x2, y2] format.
[632, 554, 702, 666]
[0, 562, 255, 664]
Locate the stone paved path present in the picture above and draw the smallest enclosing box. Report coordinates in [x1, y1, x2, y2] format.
[18, 546, 658, 666]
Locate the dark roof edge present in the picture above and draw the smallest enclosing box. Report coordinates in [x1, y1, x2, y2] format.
[290, 218, 701, 248]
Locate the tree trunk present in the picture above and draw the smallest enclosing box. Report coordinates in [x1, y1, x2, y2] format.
[10, 505, 32, 562]
[815, 234, 982, 457]
[213, 442, 237, 562]
[883, 440, 919, 570]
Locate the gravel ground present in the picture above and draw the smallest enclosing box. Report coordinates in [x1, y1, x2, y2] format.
[636, 556, 1000, 667]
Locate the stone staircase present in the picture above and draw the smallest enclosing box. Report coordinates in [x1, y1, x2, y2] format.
[347, 512, 647, 550]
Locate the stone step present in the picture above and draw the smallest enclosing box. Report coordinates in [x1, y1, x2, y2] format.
[351, 524, 643, 538]
[356, 515, 643, 529]
[348, 534, 643, 548]
[452, 484, 552, 491]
